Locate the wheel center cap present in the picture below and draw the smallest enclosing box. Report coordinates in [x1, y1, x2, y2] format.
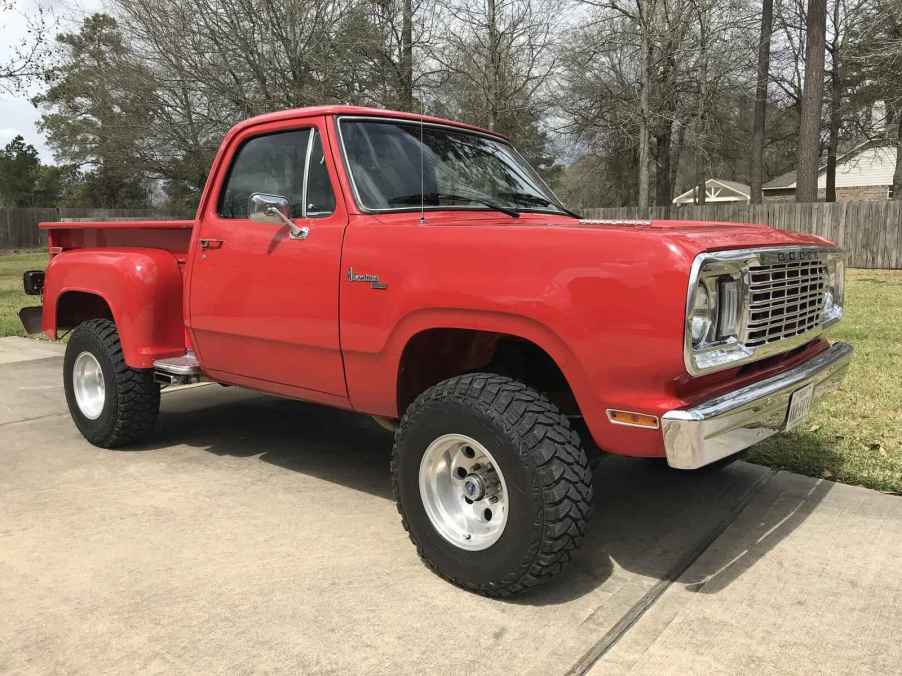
[463, 474, 486, 501]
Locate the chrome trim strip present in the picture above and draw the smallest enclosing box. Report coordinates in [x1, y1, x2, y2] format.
[683, 246, 844, 376]
[662, 341, 853, 470]
[301, 127, 316, 218]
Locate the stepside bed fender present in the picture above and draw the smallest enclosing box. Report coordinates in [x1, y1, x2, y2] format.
[43, 248, 186, 369]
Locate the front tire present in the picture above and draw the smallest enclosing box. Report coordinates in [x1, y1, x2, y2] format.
[64, 319, 160, 448]
[392, 373, 593, 597]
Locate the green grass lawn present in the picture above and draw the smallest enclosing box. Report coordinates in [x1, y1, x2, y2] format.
[0, 251, 899, 493]
[0, 249, 48, 338]
[746, 269, 902, 495]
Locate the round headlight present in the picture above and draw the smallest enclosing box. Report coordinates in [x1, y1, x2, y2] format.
[690, 284, 713, 346]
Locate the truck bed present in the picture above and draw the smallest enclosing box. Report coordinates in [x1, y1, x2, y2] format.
[39, 219, 196, 256]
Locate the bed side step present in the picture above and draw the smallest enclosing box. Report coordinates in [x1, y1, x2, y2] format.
[153, 351, 202, 386]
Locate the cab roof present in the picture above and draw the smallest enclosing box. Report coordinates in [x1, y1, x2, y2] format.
[227, 105, 508, 142]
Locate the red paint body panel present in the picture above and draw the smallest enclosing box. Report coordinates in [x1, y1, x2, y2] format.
[35, 105, 838, 459]
[41, 248, 186, 368]
[337, 212, 829, 457]
[45, 222, 194, 257]
[185, 114, 350, 404]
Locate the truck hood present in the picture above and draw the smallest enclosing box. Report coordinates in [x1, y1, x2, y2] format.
[385, 211, 837, 254]
[559, 217, 836, 253]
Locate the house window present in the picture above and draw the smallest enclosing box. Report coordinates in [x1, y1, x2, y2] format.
[889, 185, 895, 199]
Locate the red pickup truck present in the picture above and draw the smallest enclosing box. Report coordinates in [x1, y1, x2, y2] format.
[20, 105, 852, 597]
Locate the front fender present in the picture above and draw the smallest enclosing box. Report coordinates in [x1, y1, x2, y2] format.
[344, 307, 587, 417]
[43, 248, 186, 369]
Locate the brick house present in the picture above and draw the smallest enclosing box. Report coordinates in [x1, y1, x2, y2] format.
[762, 142, 897, 202]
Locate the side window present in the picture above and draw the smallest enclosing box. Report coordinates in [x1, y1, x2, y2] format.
[218, 127, 336, 220]
[305, 131, 336, 217]
[219, 129, 309, 218]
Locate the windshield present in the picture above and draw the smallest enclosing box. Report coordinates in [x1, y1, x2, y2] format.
[338, 118, 569, 216]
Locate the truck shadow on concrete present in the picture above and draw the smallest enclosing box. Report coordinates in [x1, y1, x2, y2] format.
[141, 385, 835, 606]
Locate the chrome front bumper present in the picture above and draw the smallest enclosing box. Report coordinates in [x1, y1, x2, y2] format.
[662, 342, 853, 470]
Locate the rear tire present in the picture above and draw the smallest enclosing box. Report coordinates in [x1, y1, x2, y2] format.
[64, 319, 160, 448]
[392, 373, 593, 597]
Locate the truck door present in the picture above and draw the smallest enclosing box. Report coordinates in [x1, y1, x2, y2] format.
[188, 117, 349, 400]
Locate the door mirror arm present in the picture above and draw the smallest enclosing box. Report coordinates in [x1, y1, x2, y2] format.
[249, 192, 310, 240]
[266, 206, 309, 240]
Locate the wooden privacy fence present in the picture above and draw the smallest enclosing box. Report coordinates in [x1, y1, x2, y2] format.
[3, 202, 902, 268]
[581, 201, 902, 269]
[0, 208, 194, 249]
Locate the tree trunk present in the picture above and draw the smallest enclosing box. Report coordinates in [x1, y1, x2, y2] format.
[750, 0, 774, 204]
[695, 148, 706, 205]
[894, 112, 902, 200]
[825, 55, 841, 202]
[671, 119, 687, 200]
[486, 0, 499, 131]
[654, 49, 676, 209]
[638, 26, 651, 212]
[825, 0, 841, 202]
[695, 8, 709, 207]
[400, 0, 414, 111]
[654, 123, 673, 208]
[796, 0, 828, 203]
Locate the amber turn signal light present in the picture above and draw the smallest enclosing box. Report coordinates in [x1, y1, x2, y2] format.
[606, 409, 660, 429]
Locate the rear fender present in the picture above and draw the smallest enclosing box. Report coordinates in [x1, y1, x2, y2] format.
[43, 248, 186, 369]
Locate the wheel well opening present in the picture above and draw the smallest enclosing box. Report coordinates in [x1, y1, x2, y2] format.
[56, 291, 114, 331]
[397, 329, 579, 417]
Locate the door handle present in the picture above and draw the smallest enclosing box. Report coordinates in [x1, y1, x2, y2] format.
[289, 225, 310, 240]
[200, 238, 224, 250]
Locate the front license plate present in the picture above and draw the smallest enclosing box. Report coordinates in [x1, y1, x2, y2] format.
[785, 383, 814, 431]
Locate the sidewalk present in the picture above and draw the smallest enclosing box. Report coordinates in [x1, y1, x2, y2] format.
[589, 471, 902, 674]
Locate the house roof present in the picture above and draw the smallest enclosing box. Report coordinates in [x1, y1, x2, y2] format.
[763, 140, 898, 191]
[713, 179, 751, 195]
[673, 178, 750, 204]
[762, 169, 797, 190]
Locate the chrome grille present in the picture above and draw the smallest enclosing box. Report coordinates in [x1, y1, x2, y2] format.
[743, 259, 827, 348]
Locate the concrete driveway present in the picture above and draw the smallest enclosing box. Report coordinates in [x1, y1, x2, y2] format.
[1, 336, 900, 674]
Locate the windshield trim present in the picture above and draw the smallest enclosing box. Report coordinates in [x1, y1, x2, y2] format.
[335, 115, 569, 217]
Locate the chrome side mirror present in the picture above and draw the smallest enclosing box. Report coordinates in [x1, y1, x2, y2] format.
[248, 193, 309, 240]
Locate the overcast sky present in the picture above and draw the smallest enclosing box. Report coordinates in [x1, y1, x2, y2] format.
[1, 0, 105, 162]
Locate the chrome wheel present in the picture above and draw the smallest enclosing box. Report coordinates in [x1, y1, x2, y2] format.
[73, 351, 105, 420]
[418, 433, 509, 551]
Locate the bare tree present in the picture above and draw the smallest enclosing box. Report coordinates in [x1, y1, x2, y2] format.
[750, 0, 774, 203]
[796, 0, 828, 202]
[561, 0, 755, 209]
[108, 0, 435, 200]
[22, 0, 902, 211]
[433, 0, 561, 130]
[0, 1, 52, 94]
[367, 0, 439, 111]
[402, 0, 414, 109]
[637, 1, 654, 210]
[866, 0, 902, 199]
[825, 0, 841, 201]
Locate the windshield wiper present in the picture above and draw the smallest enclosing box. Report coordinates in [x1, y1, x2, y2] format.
[388, 192, 520, 218]
[498, 192, 582, 219]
